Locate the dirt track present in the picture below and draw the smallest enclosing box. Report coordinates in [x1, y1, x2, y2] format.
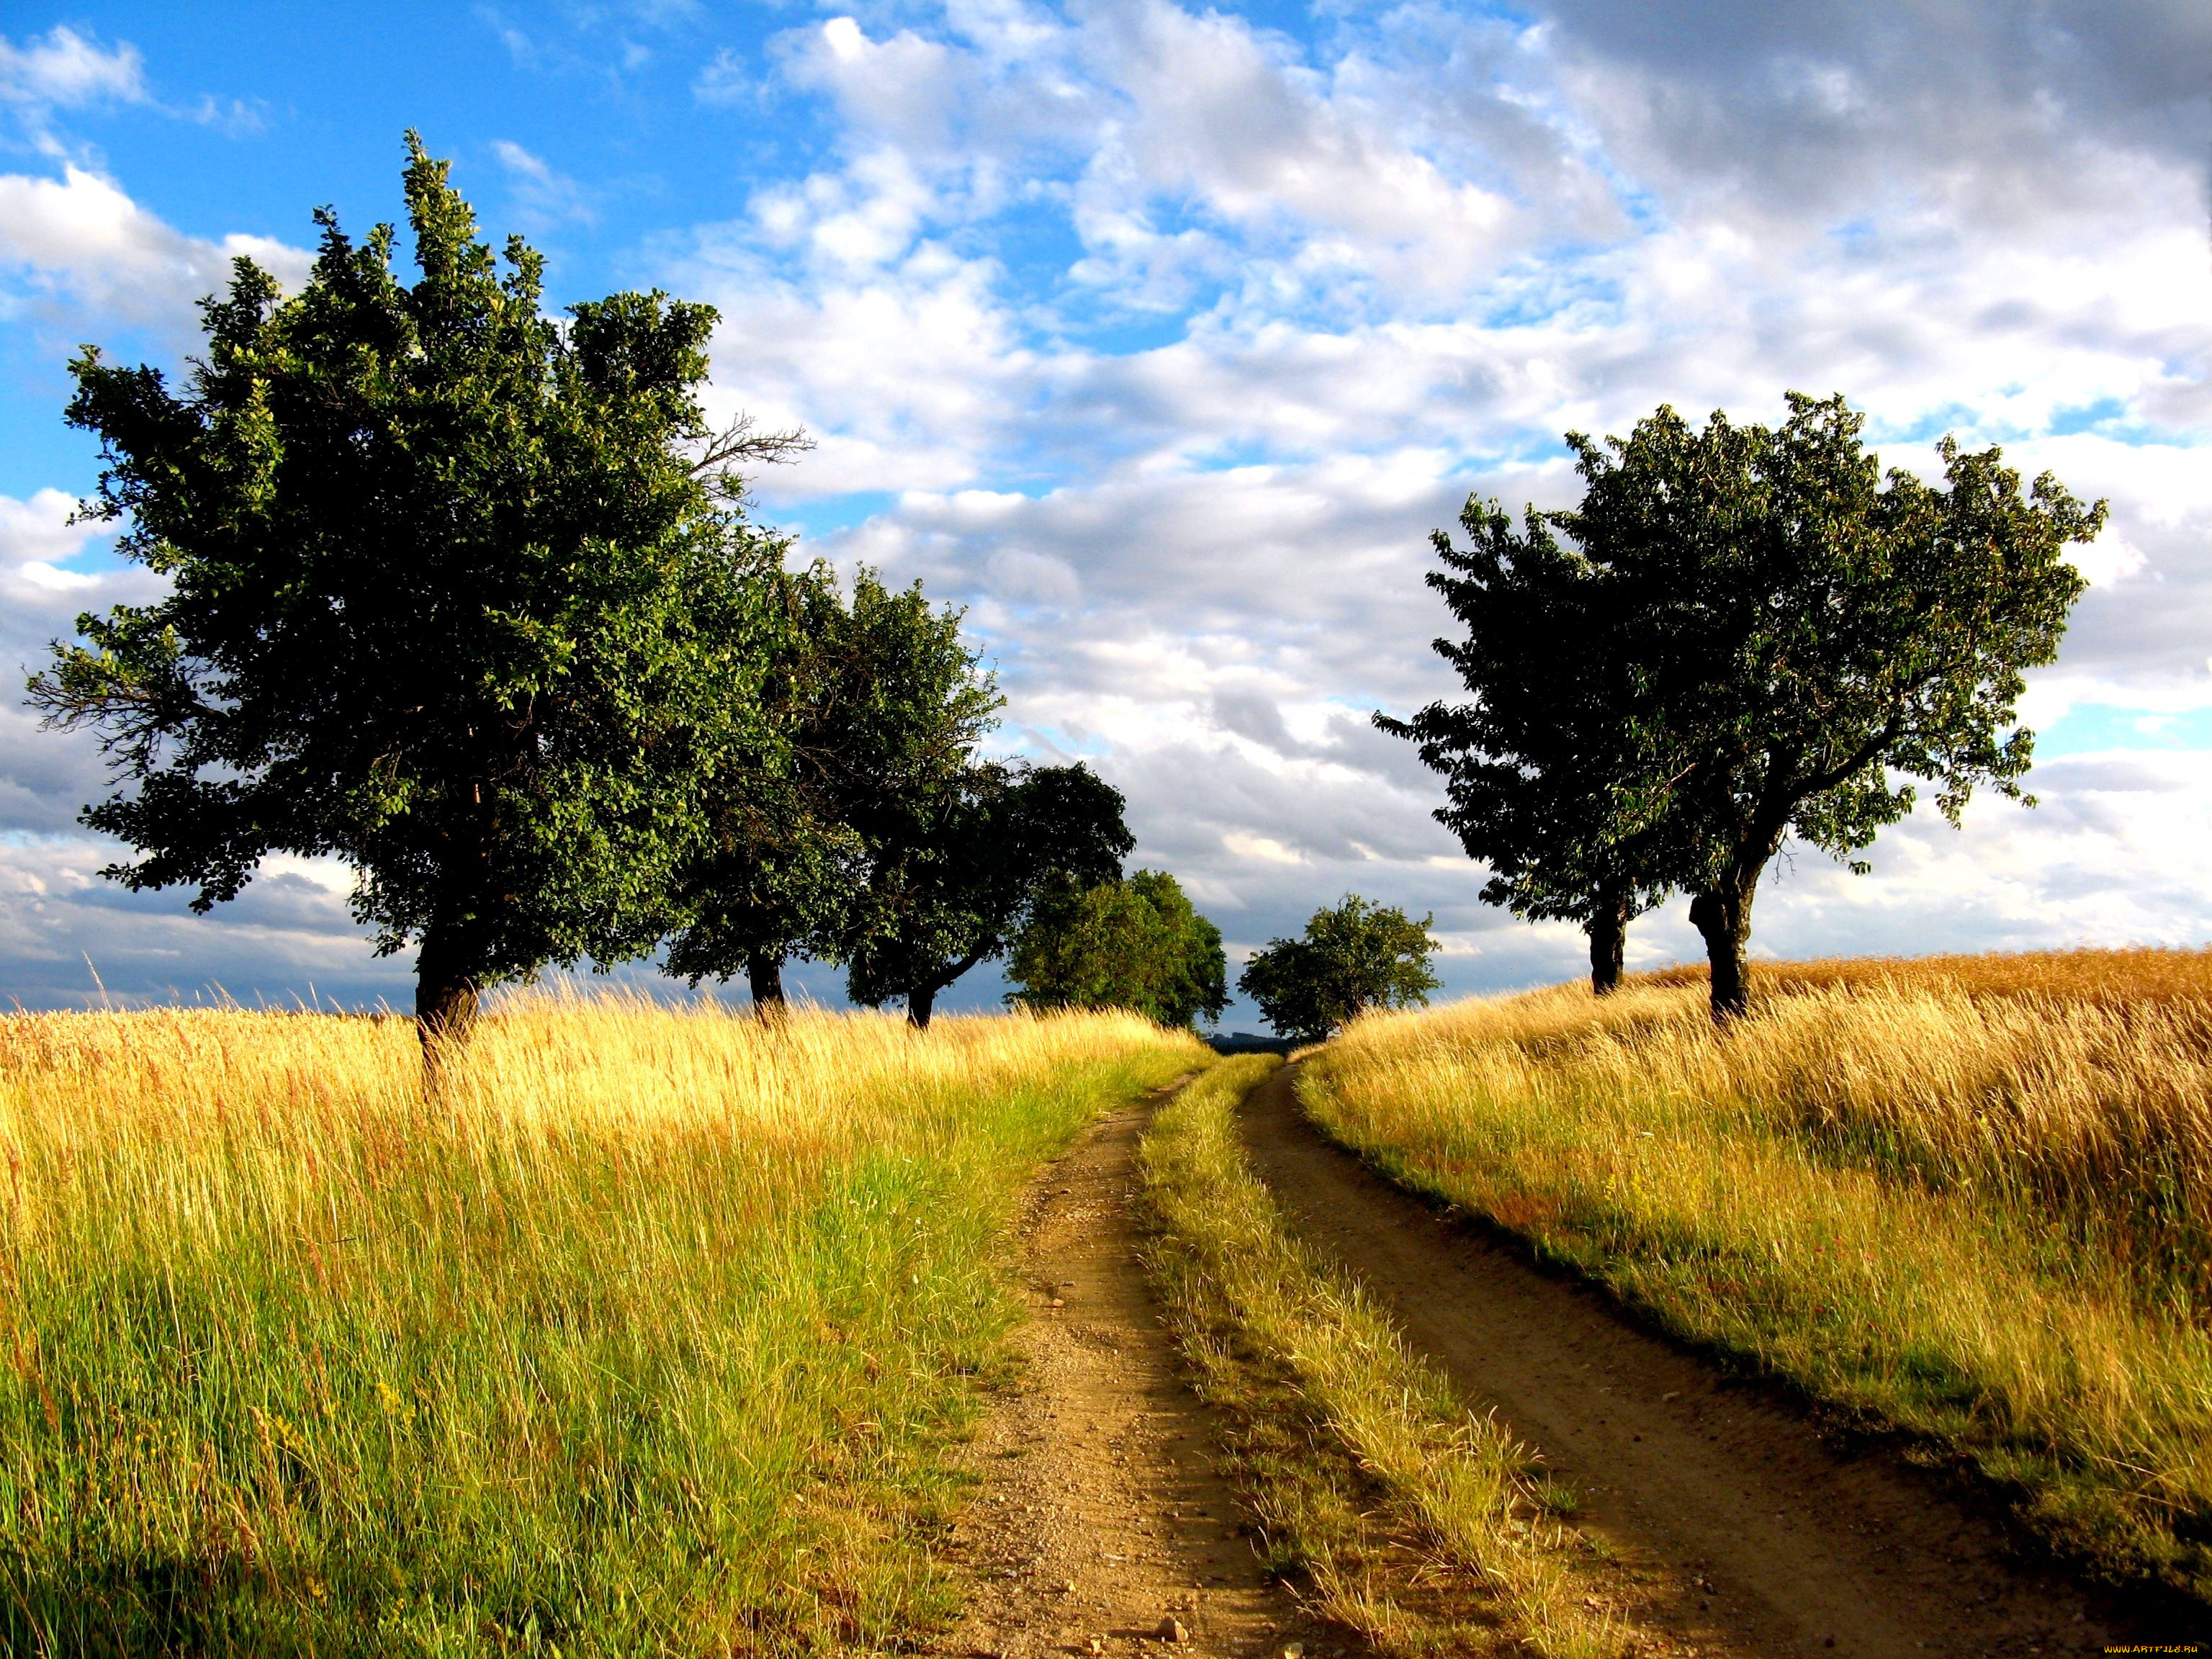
[932, 1084, 1329, 1659]
[1237, 1063, 2154, 1658]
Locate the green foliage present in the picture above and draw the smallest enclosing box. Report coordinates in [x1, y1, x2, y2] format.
[666, 564, 997, 1005]
[845, 763, 1135, 1026]
[1008, 869, 1228, 1029]
[1385, 391, 2101, 1020]
[1376, 498, 1679, 994]
[1236, 895, 1440, 1045]
[1560, 392, 2102, 1015]
[27, 135, 781, 1034]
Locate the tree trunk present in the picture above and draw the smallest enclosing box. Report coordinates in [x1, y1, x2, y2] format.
[907, 983, 938, 1030]
[1688, 870, 1760, 1022]
[1587, 882, 1630, 997]
[747, 952, 787, 1018]
[415, 920, 483, 1085]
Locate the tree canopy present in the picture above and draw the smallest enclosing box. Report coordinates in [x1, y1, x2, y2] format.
[1377, 497, 1680, 995]
[665, 563, 993, 1011]
[1007, 868, 1228, 1030]
[29, 135, 786, 1048]
[1385, 395, 2100, 1020]
[1565, 394, 2100, 1017]
[1236, 894, 1439, 1045]
[845, 762, 1134, 1027]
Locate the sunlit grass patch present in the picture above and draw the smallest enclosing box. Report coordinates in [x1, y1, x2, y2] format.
[0, 994, 1205, 1656]
[1301, 951, 2212, 1602]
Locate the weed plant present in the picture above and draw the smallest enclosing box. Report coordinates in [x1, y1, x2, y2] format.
[0, 993, 1202, 1655]
[1138, 1056, 1625, 1658]
[1300, 951, 2212, 1601]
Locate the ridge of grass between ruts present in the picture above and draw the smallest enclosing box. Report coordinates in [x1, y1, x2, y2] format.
[1298, 960, 2212, 1606]
[1136, 1054, 1631, 1659]
[0, 995, 1205, 1658]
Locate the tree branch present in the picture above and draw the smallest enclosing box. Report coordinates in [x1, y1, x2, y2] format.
[689, 412, 814, 481]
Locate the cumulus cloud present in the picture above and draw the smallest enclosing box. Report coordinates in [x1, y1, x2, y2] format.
[0, 836, 405, 1010]
[691, 0, 2211, 1015]
[1540, 0, 2212, 239]
[0, 163, 313, 330]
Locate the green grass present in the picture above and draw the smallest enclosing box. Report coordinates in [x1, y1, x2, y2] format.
[0, 999, 1204, 1656]
[1136, 1056, 1625, 1659]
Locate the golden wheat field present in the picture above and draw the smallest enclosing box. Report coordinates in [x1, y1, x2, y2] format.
[0, 992, 1205, 1658]
[1633, 943, 2212, 1007]
[1299, 948, 2212, 1602]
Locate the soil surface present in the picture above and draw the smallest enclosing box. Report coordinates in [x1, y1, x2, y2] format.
[932, 1082, 1328, 1659]
[1237, 1063, 2170, 1659]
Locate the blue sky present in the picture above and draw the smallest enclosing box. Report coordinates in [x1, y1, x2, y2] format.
[1, 1, 2209, 1017]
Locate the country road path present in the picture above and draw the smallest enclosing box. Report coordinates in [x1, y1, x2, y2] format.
[930, 1079, 1331, 1659]
[934, 1066, 2173, 1659]
[1236, 1061, 2159, 1659]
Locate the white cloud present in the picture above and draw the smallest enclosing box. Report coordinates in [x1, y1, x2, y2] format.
[0, 833, 405, 1010]
[679, 215, 1041, 495]
[490, 139, 594, 230]
[0, 164, 312, 329]
[692, 45, 751, 105]
[698, 0, 2211, 1017]
[0, 25, 146, 120]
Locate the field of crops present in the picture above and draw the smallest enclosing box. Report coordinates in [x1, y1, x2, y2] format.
[0, 994, 1202, 1656]
[1299, 948, 2212, 1600]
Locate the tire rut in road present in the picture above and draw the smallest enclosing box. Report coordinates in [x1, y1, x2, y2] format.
[1237, 1063, 2146, 1659]
[933, 1084, 1332, 1659]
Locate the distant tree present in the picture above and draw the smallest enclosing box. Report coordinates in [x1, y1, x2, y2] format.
[665, 565, 990, 1013]
[1237, 895, 1440, 1045]
[1377, 498, 1681, 996]
[28, 135, 788, 1056]
[1008, 869, 1228, 1030]
[846, 763, 1134, 1028]
[1566, 393, 2102, 1020]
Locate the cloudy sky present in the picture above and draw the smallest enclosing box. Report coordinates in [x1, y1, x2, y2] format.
[1, 1, 2207, 1018]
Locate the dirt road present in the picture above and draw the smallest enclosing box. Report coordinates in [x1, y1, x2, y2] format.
[932, 1084, 1329, 1659]
[1237, 1064, 2155, 1658]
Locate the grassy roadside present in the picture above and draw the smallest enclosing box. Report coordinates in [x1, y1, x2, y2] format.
[0, 996, 1205, 1657]
[1299, 965, 2212, 1605]
[1136, 1055, 1629, 1659]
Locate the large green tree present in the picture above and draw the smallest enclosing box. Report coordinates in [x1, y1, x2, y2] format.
[1377, 498, 1681, 995]
[1236, 895, 1439, 1045]
[846, 763, 1133, 1028]
[665, 564, 989, 1012]
[28, 135, 783, 1048]
[1008, 868, 1228, 1029]
[1568, 393, 2102, 1019]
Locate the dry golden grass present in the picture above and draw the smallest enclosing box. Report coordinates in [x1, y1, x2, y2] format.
[1633, 943, 2212, 1007]
[0, 992, 1205, 1657]
[1300, 950, 2212, 1603]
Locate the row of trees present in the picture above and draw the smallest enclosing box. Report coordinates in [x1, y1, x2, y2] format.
[31, 138, 1133, 1046]
[39, 144, 2099, 1046]
[1384, 394, 2104, 1019]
